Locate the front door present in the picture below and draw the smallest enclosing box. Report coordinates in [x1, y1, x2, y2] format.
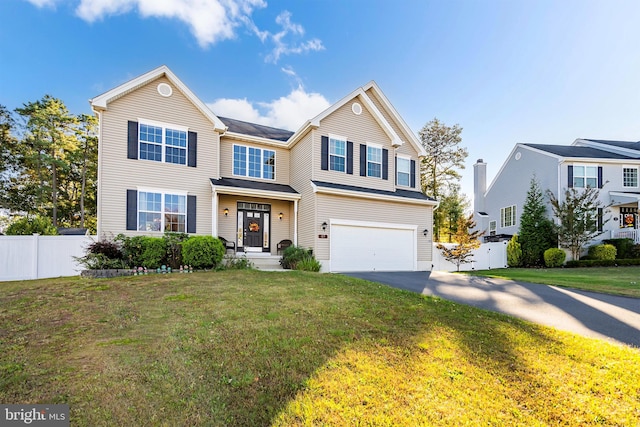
[244, 211, 264, 251]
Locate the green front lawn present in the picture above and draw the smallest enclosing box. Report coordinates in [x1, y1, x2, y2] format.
[463, 266, 640, 298]
[1, 271, 639, 426]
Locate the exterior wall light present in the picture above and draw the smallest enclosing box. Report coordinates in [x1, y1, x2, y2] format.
[223, 208, 229, 216]
[322, 221, 328, 231]
[423, 229, 429, 237]
[279, 212, 283, 220]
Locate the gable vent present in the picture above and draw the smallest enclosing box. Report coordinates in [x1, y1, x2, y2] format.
[157, 83, 173, 97]
[352, 102, 362, 115]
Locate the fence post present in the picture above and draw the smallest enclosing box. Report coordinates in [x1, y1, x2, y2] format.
[31, 233, 39, 280]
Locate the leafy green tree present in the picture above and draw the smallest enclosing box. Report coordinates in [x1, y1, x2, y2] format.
[438, 182, 469, 243]
[5, 214, 57, 235]
[436, 214, 483, 271]
[547, 186, 608, 261]
[519, 177, 557, 266]
[419, 118, 468, 241]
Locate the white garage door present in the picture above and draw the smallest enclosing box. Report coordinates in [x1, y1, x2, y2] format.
[330, 223, 416, 272]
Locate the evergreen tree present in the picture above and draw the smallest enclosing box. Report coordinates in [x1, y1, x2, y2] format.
[419, 117, 468, 241]
[438, 182, 469, 243]
[436, 214, 483, 271]
[519, 177, 557, 266]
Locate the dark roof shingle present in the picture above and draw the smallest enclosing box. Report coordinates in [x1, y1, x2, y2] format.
[523, 143, 637, 159]
[218, 116, 294, 142]
[210, 177, 299, 194]
[312, 181, 436, 201]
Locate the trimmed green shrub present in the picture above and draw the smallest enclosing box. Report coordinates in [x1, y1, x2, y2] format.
[280, 245, 313, 269]
[164, 232, 189, 269]
[566, 258, 640, 267]
[587, 244, 616, 261]
[117, 235, 167, 268]
[603, 238, 634, 259]
[544, 248, 566, 268]
[507, 235, 523, 267]
[6, 215, 57, 235]
[296, 256, 322, 272]
[181, 235, 224, 269]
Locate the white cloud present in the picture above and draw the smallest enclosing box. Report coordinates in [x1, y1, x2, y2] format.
[24, 0, 59, 7]
[262, 11, 325, 63]
[207, 86, 330, 131]
[75, 0, 267, 47]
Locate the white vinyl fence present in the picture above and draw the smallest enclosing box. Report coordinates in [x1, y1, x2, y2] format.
[431, 241, 509, 272]
[0, 235, 95, 281]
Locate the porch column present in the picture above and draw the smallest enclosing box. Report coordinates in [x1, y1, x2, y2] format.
[293, 199, 298, 246]
[212, 191, 218, 236]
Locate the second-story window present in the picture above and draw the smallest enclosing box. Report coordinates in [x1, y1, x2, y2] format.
[397, 156, 411, 186]
[139, 121, 187, 165]
[623, 167, 638, 187]
[573, 165, 597, 188]
[233, 144, 276, 180]
[367, 144, 382, 178]
[329, 136, 346, 172]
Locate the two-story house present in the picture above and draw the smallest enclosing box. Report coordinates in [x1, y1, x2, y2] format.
[474, 138, 640, 254]
[90, 65, 437, 272]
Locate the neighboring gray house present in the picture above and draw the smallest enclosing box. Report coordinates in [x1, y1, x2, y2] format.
[474, 138, 640, 253]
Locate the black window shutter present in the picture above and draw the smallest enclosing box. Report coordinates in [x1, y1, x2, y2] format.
[410, 160, 416, 188]
[127, 121, 138, 160]
[568, 165, 573, 188]
[598, 166, 603, 188]
[188, 131, 197, 167]
[187, 195, 197, 234]
[347, 141, 354, 175]
[598, 207, 603, 232]
[321, 136, 329, 170]
[394, 157, 398, 185]
[360, 144, 366, 176]
[382, 149, 389, 180]
[126, 189, 137, 230]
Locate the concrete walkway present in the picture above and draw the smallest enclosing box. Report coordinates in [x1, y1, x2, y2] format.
[344, 271, 640, 348]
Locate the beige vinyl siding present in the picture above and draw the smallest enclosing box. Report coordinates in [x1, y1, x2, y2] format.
[314, 96, 395, 192]
[289, 130, 316, 251]
[219, 136, 291, 184]
[315, 193, 433, 262]
[98, 76, 218, 237]
[217, 195, 293, 254]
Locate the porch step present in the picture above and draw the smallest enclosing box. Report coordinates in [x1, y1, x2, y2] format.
[227, 253, 284, 270]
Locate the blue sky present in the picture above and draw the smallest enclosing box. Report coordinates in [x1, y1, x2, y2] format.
[3, 0, 640, 202]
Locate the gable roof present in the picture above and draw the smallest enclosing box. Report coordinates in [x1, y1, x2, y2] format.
[581, 139, 640, 152]
[288, 82, 426, 156]
[523, 143, 637, 160]
[90, 65, 226, 132]
[218, 116, 293, 142]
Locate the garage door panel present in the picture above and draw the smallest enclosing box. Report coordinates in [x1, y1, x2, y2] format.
[331, 224, 415, 272]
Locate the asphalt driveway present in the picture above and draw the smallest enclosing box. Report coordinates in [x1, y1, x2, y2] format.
[344, 271, 640, 348]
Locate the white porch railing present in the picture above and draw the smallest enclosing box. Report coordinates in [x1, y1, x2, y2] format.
[612, 229, 640, 243]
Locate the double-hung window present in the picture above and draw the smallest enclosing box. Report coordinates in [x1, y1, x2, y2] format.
[233, 144, 276, 180]
[397, 156, 411, 186]
[138, 191, 186, 232]
[329, 136, 346, 172]
[623, 166, 638, 188]
[573, 165, 597, 188]
[367, 144, 382, 178]
[139, 121, 187, 165]
[500, 205, 516, 228]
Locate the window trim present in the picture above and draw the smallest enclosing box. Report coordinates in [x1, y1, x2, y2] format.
[500, 205, 516, 228]
[138, 118, 189, 165]
[489, 220, 497, 236]
[623, 166, 638, 188]
[366, 142, 383, 178]
[136, 187, 188, 233]
[572, 163, 598, 188]
[396, 155, 411, 187]
[328, 134, 347, 173]
[232, 144, 276, 180]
